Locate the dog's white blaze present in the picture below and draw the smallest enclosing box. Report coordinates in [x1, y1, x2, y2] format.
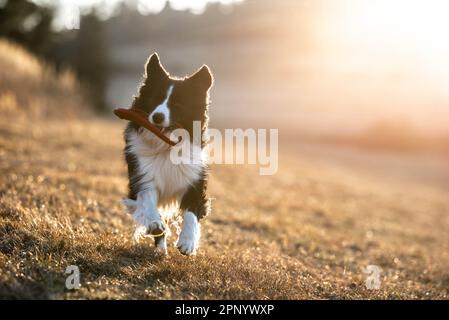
[177, 211, 200, 255]
[149, 85, 173, 127]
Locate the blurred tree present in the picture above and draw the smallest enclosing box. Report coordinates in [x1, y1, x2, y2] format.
[0, 0, 54, 55]
[38, 10, 111, 113]
[0, 1, 109, 113]
[74, 12, 109, 113]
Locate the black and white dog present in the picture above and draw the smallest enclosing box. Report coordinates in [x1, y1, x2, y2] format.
[122, 53, 213, 255]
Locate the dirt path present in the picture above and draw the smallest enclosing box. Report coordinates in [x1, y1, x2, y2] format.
[1, 117, 448, 299]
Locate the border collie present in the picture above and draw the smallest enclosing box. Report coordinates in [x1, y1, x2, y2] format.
[121, 53, 213, 255]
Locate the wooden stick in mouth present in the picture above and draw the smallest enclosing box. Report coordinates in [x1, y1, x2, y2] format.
[113, 107, 181, 146]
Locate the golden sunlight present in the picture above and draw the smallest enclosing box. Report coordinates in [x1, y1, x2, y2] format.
[320, 0, 449, 77]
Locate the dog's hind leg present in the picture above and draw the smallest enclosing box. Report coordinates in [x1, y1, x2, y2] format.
[154, 234, 167, 255]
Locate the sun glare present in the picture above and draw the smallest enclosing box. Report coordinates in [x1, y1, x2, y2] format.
[321, 0, 449, 79]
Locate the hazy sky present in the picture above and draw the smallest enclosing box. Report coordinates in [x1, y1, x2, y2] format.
[33, 0, 242, 29]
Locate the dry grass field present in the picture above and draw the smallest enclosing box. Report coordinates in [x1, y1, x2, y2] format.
[1, 40, 449, 299]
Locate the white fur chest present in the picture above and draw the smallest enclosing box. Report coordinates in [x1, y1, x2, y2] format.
[127, 130, 204, 205]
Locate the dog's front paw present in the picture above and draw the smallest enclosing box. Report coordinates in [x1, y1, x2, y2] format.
[177, 234, 198, 255]
[132, 206, 165, 239]
[146, 220, 165, 236]
[176, 211, 200, 256]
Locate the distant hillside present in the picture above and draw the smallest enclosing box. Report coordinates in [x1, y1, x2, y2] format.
[0, 39, 89, 118]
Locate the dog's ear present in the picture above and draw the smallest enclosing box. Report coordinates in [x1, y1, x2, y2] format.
[145, 53, 169, 81]
[187, 65, 213, 91]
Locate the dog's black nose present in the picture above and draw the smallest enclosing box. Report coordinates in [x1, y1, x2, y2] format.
[152, 112, 165, 125]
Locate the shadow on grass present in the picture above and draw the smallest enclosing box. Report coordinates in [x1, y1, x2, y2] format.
[0, 221, 166, 298]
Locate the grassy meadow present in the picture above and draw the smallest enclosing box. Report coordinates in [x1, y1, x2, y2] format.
[1, 40, 448, 299]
